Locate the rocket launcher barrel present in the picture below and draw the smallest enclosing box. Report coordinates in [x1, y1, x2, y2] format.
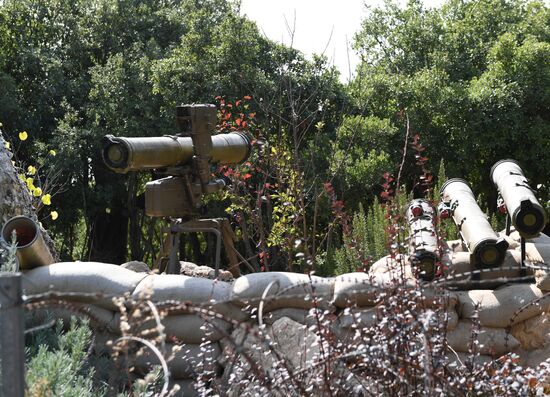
[440, 179, 508, 268]
[102, 132, 251, 173]
[491, 159, 547, 239]
[1, 216, 54, 269]
[406, 199, 438, 281]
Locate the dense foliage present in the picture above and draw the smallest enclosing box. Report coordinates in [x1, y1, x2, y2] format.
[1, 0, 548, 272]
[1, 0, 549, 395]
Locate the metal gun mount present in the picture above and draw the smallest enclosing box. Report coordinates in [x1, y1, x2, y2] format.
[102, 104, 253, 276]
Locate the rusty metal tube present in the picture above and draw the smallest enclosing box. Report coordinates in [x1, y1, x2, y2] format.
[440, 179, 508, 268]
[1, 216, 54, 269]
[491, 159, 547, 239]
[102, 132, 251, 173]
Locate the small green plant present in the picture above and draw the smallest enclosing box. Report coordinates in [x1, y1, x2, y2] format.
[0, 230, 19, 272]
[25, 318, 105, 397]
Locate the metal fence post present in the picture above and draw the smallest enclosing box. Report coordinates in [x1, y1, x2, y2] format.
[0, 272, 25, 397]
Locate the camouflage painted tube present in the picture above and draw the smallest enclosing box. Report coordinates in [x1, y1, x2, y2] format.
[1, 216, 54, 269]
[440, 179, 508, 268]
[406, 199, 439, 281]
[491, 159, 548, 239]
[102, 132, 251, 173]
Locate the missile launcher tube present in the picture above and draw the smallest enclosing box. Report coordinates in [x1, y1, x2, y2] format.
[406, 199, 438, 281]
[490, 159, 547, 239]
[102, 132, 251, 173]
[440, 179, 508, 268]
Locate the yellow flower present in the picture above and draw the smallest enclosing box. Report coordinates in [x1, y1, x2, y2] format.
[25, 177, 35, 190]
[105, 208, 111, 214]
[4, 141, 10, 150]
[27, 165, 37, 175]
[50, 211, 59, 220]
[33, 187, 42, 197]
[0, 122, 3, 127]
[19, 174, 25, 181]
[49, 149, 56, 156]
[41, 194, 51, 205]
[19, 131, 28, 141]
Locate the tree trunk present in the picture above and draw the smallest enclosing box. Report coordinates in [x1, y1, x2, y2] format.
[85, 156, 129, 265]
[87, 211, 128, 264]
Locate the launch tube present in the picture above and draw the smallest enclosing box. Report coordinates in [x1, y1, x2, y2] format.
[102, 132, 251, 173]
[491, 159, 547, 239]
[440, 179, 508, 268]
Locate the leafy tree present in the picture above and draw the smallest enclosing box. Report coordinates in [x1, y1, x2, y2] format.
[350, 0, 550, 207]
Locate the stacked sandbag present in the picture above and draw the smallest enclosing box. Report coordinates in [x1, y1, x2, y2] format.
[456, 284, 550, 328]
[134, 342, 221, 380]
[442, 250, 532, 287]
[446, 321, 520, 356]
[332, 259, 417, 308]
[453, 283, 550, 365]
[230, 272, 334, 312]
[132, 274, 247, 322]
[23, 262, 148, 309]
[504, 229, 550, 291]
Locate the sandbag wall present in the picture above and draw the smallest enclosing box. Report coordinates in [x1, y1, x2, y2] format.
[21, 234, 550, 396]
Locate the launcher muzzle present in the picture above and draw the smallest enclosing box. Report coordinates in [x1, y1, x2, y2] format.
[1, 216, 54, 269]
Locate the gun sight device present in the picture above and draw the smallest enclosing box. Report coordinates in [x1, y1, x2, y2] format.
[102, 104, 252, 218]
[101, 104, 252, 275]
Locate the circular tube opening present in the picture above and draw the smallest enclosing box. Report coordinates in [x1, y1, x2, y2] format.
[475, 241, 505, 268]
[515, 206, 546, 237]
[2, 216, 38, 248]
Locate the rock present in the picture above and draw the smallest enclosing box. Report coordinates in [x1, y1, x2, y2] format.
[447, 351, 494, 368]
[121, 261, 150, 273]
[517, 345, 550, 368]
[219, 317, 363, 396]
[511, 311, 550, 351]
[270, 317, 322, 370]
[261, 307, 325, 327]
[446, 320, 520, 356]
[456, 284, 550, 328]
[134, 342, 221, 380]
[180, 261, 233, 282]
[535, 268, 550, 291]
